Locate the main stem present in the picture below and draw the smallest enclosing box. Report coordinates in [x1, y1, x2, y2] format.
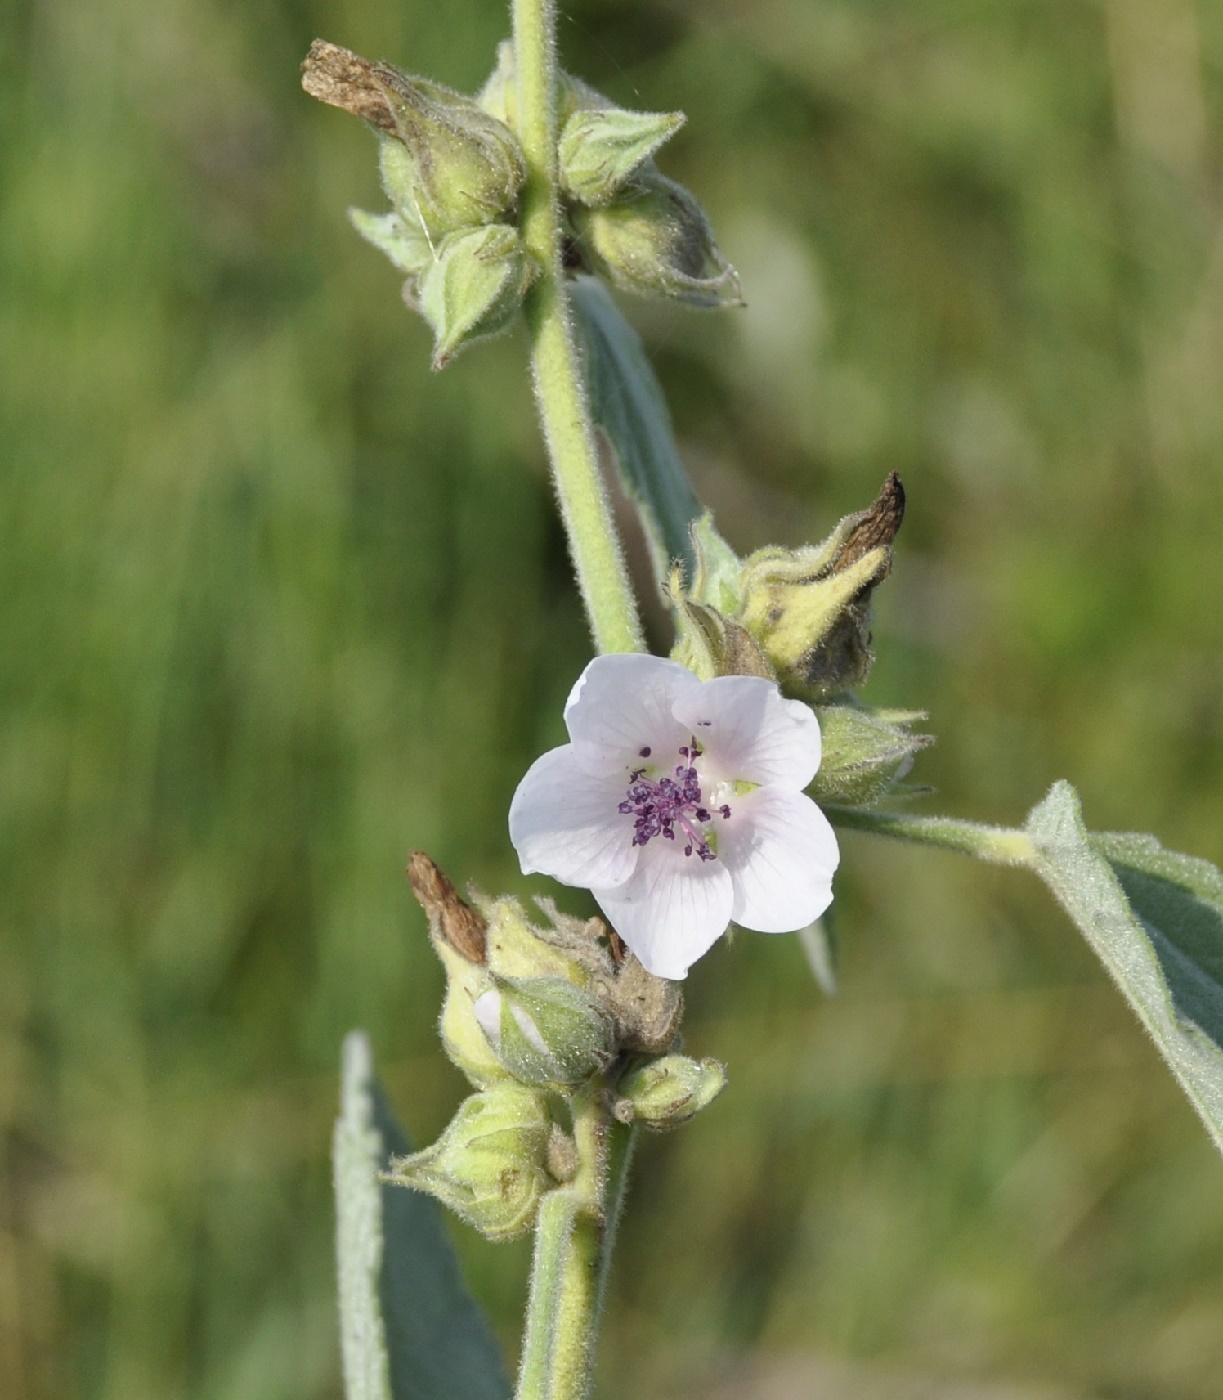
[512, 0, 644, 656]
[515, 1092, 612, 1400]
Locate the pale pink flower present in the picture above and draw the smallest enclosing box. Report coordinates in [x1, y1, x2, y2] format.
[509, 654, 839, 980]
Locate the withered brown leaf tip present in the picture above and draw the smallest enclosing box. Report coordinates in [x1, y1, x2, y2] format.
[406, 850, 488, 964]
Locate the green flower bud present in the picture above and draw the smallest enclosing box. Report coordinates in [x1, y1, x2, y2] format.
[472, 892, 685, 1055]
[612, 1054, 726, 1129]
[737, 472, 906, 699]
[810, 703, 932, 807]
[302, 41, 525, 242]
[570, 172, 741, 308]
[559, 107, 686, 207]
[375, 78, 524, 241]
[474, 977, 615, 1087]
[384, 1083, 551, 1241]
[419, 224, 537, 369]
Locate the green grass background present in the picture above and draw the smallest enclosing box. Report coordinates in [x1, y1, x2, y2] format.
[3, 0, 1223, 1396]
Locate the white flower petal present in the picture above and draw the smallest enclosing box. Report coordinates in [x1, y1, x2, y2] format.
[509, 745, 640, 889]
[672, 675, 822, 789]
[592, 842, 734, 980]
[564, 654, 698, 772]
[720, 785, 839, 933]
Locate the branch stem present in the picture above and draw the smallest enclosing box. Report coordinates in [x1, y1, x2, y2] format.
[515, 1091, 611, 1400]
[827, 805, 1036, 865]
[512, 0, 644, 655]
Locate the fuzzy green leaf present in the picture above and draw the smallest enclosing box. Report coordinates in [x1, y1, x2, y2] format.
[335, 1032, 509, 1400]
[570, 276, 702, 583]
[1027, 783, 1223, 1155]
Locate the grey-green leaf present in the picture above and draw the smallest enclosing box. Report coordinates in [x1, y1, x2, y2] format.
[1026, 783, 1223, 1155]
[570, 275, 702, 583]
[334, 1031, 510, 1400]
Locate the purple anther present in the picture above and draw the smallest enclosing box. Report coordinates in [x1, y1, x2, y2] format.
[617, 737, 731, 861]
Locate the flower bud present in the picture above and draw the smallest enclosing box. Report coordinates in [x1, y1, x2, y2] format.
[375, 78, 524, 241]
[384, 1083, 551, 1241]
[474, 977, 615, 1087]
[419, 224, 537, 369]
[570, 172, 741, 308]
[737, 472, 905, 699]
[473, 892, 685, 1055]
[559, 107, 686, 207]
[612, 1054, 726, 1129]
[302, 41, 524, 242]
[810, 703, 932, 807]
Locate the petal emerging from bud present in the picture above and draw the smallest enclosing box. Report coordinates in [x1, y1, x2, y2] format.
[474, 977, 615, 1087]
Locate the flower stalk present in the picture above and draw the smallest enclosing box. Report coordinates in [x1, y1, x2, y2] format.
[515, 1089, 614, 1400]
[512, 0, 644, 656]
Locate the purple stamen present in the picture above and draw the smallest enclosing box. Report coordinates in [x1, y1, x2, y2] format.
[616, 738, 732, 861]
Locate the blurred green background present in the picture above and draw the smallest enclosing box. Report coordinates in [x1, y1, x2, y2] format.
[3, 0, 1223, 1396]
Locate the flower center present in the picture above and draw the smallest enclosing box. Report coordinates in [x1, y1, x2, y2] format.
[617, 740, 732, 861]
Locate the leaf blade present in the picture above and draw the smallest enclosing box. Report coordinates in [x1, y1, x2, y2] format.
[1026, 783, 1223, 1155]
[570, 276, 702, 583]
[335, 1032, 510, 1400]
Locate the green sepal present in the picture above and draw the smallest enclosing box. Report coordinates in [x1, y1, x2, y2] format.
[668, 562, 774, 682]
[348, 204, 433, 283]
[571, 172, 741, 308]
[559, 107, 686, 207]
[384, 1083, 552, 1242]
[689, 514, 744, 613]
[476, 976, 616, 1087]
[419, 224, 537, 369]
[612, 1054, 727, 1129]
[809, 703, 932, 807]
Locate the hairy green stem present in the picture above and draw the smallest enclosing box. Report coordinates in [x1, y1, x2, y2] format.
[594, 1119, 635, 1321]
[512, 0, 644, 655]
[515, 1092, 610, 1400]
[827, 805, 1036, 865]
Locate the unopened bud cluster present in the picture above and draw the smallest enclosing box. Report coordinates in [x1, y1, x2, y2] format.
[301, 37, 739, 370]
[303, 41, 534, 367]
[390, 854, 725, 1240]
[669, 472, 932, 806]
